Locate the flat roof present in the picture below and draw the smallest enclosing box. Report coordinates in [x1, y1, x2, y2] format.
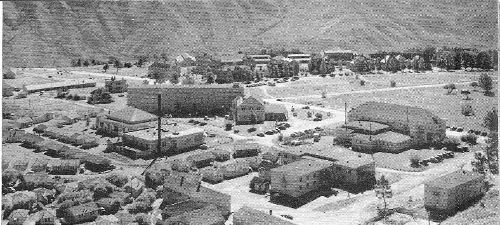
[344, 121, 389, 132]
[124, 125, 204, 141]
[426, 170, 483, 189]
[234, 206, 295, 225]
[374, 131, 412, 143]
[271, 158, 333, 176]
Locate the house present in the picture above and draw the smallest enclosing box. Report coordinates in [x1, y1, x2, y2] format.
[37, 209, 56, 225]
[187, 151, 216, 168]
[264, 104, 288, 122]
[424, 170, 486, 213]
[233, 206, 295, 225]
[104, 77, 128, 93]
[270, 158, 333, 199]
[81, 155, 113, 172]
[124, 177, 145, 198]
[233, 142, 261, 158]
[218, 160, 251, 179]
[200, 167, 224, 184]
[160, 204, 225, 225]
[232, 96, 265, 124]
[20, 133, 45, 148]
[96, 107, 157, 136]
[348, 102, 446, 146]
[33, 188, 56, 205]
[8, 209, 29, 225]
[64, 202, 100, 224]
[163, 171, 231, 217]
[31, 158, 49, 173]
[32, 113, 54, 124]
[48, 159, 80, 175]
[21, 173, 56, 190]
[210, 149, 231, 162]
[33, 124, 49, 133]
[15, 117, 34, 128]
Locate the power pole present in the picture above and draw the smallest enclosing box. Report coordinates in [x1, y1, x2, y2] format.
[157, 93, 162, 157]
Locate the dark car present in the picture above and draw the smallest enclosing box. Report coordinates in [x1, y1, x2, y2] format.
[265, 130, 275, 135]
[257, 132, 265, 137]
[281, 215, 293, 220]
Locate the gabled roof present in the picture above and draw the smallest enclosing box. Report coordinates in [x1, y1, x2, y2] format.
[181, 204, 224, 225]
[426, 170, 484, 189]
[234, 142, 261, 151]
[108, 106, 157, 124]
[233, 206, 295, 225]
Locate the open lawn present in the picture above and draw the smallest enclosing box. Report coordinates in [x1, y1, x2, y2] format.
[286, 84, 497, 132]
[60, 65, 149, 78]
[362, 71, 496, 87]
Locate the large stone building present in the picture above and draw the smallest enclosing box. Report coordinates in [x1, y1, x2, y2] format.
[347, 101, 446, 152]
[127, 83, 245, 116]
[232, 96, 288, 124]
[121, 125, 205, 156]
[95, 107, 156, 136]
[424, 170, 485, 213]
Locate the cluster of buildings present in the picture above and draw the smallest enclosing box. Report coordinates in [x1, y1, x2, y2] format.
[345, 102, 446, 153]
[232, 96, 288, 125]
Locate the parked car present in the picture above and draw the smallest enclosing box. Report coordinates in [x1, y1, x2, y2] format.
[257, 132, 265, 137]
[450, 127, 457, 131]
[281, 215, 293, 220]
[276, 99, 282, 101]
[265, 130, 275, 135]
[481, 132, 488, 136]
[456, 127, 464, 132]
[315, 127, 323, 131]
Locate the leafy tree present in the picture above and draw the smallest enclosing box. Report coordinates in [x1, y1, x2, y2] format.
[136, 55, 148, 67]
[483, 108, 498, 132]
[437, 51, 454, 70]
[461, 51, 476, 69]
[409, 154, 421, 168]
[352, 56, 369, 72]
[461, 104, 474, 116]
[470, 82, 479, 91]
[461, 133, 478, 145]
[206, 72, 215, 84]
[484, 108, 498, 174]
[476, 51, 492, 70]
[88, 88, 113, 104]
[443, 83, 456, 94]
[124, 62, 133, 68]
[83, 60, 90, 67]
[471, 152, 488, 174]
[390, 80, 396, 87]
[478, 73, 493, 95]
[103, 64, 109, 72]
[3, 68, 16, 79]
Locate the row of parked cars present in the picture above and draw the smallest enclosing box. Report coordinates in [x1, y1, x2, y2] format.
[245, 77, 300, 87]
[418, 151, 455, 166]
[256, 122, 291, 137]
[448, 126, 488, 136]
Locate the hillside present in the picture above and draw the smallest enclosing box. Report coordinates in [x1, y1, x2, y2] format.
[3, 0, 497, 67]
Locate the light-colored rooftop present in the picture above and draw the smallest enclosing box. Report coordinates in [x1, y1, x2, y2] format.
[124, 125, 204, 141]
[426, 170, 483, 189]
[271, 158, 333, 176]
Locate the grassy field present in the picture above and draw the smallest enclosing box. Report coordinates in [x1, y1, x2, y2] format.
[286, 84, 497, 132]
[362, 71, 496, 87]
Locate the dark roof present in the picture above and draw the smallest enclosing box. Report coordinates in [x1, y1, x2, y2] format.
[108, 106, 156, 124]
[373, 131, 412, 143]
[264, 104, 288, 114]
[348, 101, 445, 129]
[233, 206, 295, 225]
[426, 170, 484, 189]
[180, 204, 225, 225]
[162, 200, 209, 219]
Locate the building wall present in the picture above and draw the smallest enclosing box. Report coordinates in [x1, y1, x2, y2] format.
[128, 86, 245, 116]
[270, 167, 328, 198]
[448, 179, 485, 210]
[424, 186, 451, 211]
[122, 130, 205, 154]
[96, 117, 152, 135]
[235, 107, 265, 125]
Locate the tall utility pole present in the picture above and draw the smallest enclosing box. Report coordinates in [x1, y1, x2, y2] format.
[344, 102, 348, 131]
[157, 93, 162, 157]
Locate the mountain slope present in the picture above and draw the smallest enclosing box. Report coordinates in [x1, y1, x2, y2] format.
[3, 0, 497, 67]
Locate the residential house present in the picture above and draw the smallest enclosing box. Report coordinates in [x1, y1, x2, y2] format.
[20, 133, 44, 148]
[96, 107, 156, 136]
[270, 158, 333, 199]
[124, 177, 145, 198]
[232, 96, 265, 125]
[160, 204, 225, 225]
[218, 160, 251, 179]
[60, 111, 81, 125]
[163, 171, 231, 217]
[326, 155, 376, 191]
[8, 209, 29, 225]
[104, 77, 128, 93]
[187, 151, 216, 168]
[33, 124, 49, 133]
[210, 149, 231, 162]
[37, 209, 56, 225]
[233, 206, 295, 225]
[200, 167, 224, 184]
[15, 117, 34, 128]
[21, 173, 56, 190]
[233, 142, 261, 158]
[81, 155, 113, 172]
[64, 202, 100, 224]
[48, 159, 80, 175]
[424, 170, 486, 213]
[32, 113, 54, 124]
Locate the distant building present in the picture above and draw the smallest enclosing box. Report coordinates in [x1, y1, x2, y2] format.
[48, 159, 80, 175]
[287, 54, 311, 72]
[323, 50, 356, 61]
[219, 54, 245, 66]
[248, 55, 271, 64]
[233, 206, 295, 225]
[121, 126, 205, 155]
[348, 101, 446, 151]
[233, 142, 261, 158]
[104, 77, 128, 93]
[127, 83, 245, 116]
[424, 170, 485, 213]
[64, 202, 100, 224]
[23, 80, 96, 94]
[351, 132, 412, 153]
[95, 106, 156, 136]
[232, 96, 265, 125]
[270, 158, 333, 199]
[160, 204, 225, 225]
[187, 151, 216, 169]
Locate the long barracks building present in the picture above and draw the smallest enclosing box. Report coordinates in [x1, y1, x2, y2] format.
[127, 83, 245, 116]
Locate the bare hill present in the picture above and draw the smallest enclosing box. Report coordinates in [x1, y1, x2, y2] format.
[3, 0, 497, 67]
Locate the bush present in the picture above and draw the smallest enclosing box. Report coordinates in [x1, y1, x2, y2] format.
[315, 113, 323, 120]
[461, 104, 475, 116]
[456, 127, 464, 132]
[105, 174, 129, 188]
[247, 127, 257, 133]
[307, 111, 312, 118]
[360, 80, 365, 86]
[390, 80, 396, 87]
[461, 133, 478, 145]
[409, 154, 421, 168]
[128, 201, 151, 214]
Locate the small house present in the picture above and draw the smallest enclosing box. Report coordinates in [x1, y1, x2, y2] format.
[8, 209, 29, 225]
[187, 152, 216, 168]
[124, 177, 145, 198]
[64, 202, 100, 224]
[33, 124, 49, 133]
[15, 117, 34, 129]
[20, 133, 44, 148]
[31, 158, 49, 173]
[264, 104, 289, 122]
[37, 209, 56, 225]
[424, 170, 485, 213]
[210, 149, 231, 162]
[233, 143, 261, 158]
[233, 206, 295, 225]
[160, 204, 225, 225]
[48, 159, 80, 175]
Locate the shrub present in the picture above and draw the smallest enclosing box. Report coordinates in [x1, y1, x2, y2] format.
[456, 127, 464, 132]
[461, 104, 475, 116]
[105, 174, 129, 188]
[128, 201, 151, 214]
[409, 154, 421, 168]
[315, 113, 323, 119]
[247, 127, 257, 133]
[360, 80, 365, 86]
[321, 91, 327, 98]
[461, 133, 478, 145]
[443, 83, 456, 94]
[307, 111, 312, 118]
[481, 131, 488, 136]
[390, 80, 396, 87]
[302, 106, 310, 109]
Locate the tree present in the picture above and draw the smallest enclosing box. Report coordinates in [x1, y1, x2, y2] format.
[352, 56, 369, 73]
[461, 89, 471, 100]
[390, 80, 396, 87]
[471, 152, 488, 174]
[483, 108, 498, 132]
[437, 51, 455, 71]
[88, 88, 113, 104]
[461, 133, 478, 145]
[484, 109, 498, 174]
[443, 83, 456, 94]
[375, 175, 392, 215]
[206, 72, 215, 84]
[478, 73, 493, 95]
[114, 59, 123, 74]
[476, 51, 492, 70]
[103, 64, 109, 72]
[461, 51, 476, 69]
[83, 60, 90, 67]
[461, 104, 474, 116]
[136, 56, 148, 67]
[409, 154, 420, 168]
[470, 82, 479, 91]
